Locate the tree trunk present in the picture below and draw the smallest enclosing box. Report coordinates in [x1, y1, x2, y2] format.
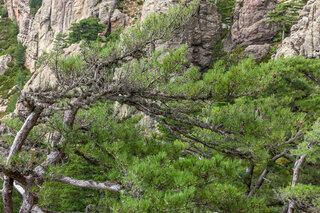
[287, 155, 307, 213]
[6, 111, 42, 163]
[19, 175, 39, 213]
[19, 190, 36, 213]
[2, 176, 14, 213]
[18, 107, 79, 212]
[248, 169, 268, 197]
[2, 110, 42, 212]
[248, 148, 292, 197]
[246, 164, 254, 194]
[282, 23, 285, 42]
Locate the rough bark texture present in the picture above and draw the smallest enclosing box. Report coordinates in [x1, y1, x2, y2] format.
[287, 155, 307, 213]
[275, 0, 320, 59]
[2, 176, 13, 213]
[7, 110, 42, 162]
[51, 174, 122, 192]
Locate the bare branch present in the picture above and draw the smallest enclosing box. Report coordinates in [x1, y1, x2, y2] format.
[51, 174, 122, 192]
[288, 154, 307, 213]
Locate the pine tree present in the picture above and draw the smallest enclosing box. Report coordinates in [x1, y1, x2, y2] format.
[210, 0, 236, 24]
[13, 42, 26, 68]
[68, 18, 106, 44]
[267, 0, 304, 42]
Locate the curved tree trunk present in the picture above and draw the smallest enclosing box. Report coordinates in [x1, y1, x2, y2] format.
[3, 110, 42, 213]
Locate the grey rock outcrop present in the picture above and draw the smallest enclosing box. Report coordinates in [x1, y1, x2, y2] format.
[225, 0, 278, 60]
[275, 0, 320, 58]
[21, 43, 82, 93]
[245, 44, 270, 61]
[7, 0, 129, 72]
[141, 0, 222, 69]
[0, 54, 12, 75]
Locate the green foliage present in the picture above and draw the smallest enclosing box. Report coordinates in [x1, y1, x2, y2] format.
[0, 4, 8, 17]
[210, 0, 236, 24]
[211, 36, 227, 63]
[0, 63, 30, 98]
[267, 0, 305, 42]
[14, 42, 26, 68]
[33, 54, 320, 211]
[29, 0, 42, 15]
[37, 103, 269, 212]
[280, 184, 320, 211]
[68, 18, 106, 44]
[0, 18, 18, 55]
[104, 27, 123, 43]
[5, 92, 18, 113]
[0, 18, 30, 113]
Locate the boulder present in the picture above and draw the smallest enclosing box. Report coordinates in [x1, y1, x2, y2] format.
[245, 43, 271, 61]
[0, 54, 12, 75]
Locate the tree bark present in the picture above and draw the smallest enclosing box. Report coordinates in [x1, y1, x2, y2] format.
[245, 164, 254, 194]
[2, 176, 13, 213]
[248, 149, 292, 197]
[18, 175, 41, 213]
[7, 110, 42, 163]
[17, 107, 80, 212]
[51, 174, 122, 192]
[3, 110, 42, 213]
[14, 182, 43, 213]
[287, 154, 307, 213]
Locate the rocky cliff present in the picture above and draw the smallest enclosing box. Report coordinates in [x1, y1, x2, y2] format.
[7, 0, 130, 72]
[6, 0, 223, 92]
[141, 0, 222, 69]
[5, 0, 316, 92]
[224, 0, 278, 60]
[275, 0, 320, 58]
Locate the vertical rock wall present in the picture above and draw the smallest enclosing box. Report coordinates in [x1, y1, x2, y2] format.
[225, 0, 278, 60]
[275, 0, 320, 59]
[141, 0, 222, 69]
[6, 0, 126, 72]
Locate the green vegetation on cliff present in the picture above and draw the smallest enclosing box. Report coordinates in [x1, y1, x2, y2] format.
[0, 18, 30, 115]
[68, 18, 106, 44]
[30, 0, 42, 15]
[210, 0, 236, 24]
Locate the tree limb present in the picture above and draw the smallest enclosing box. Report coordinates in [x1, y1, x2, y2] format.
[51, 174, 122, 192]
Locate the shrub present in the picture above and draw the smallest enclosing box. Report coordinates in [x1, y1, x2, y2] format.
[68, 18, 106, 44]
[30, 0, 42, 15]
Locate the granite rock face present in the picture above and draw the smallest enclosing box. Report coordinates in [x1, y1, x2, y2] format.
[275, 0, 320, 58]
[0, 54, 12, 75]
[245, 44, 271, 61]
[7, 0, 128, 72]
[141, 0, 222, 69]
[225, 0, 278, 60]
